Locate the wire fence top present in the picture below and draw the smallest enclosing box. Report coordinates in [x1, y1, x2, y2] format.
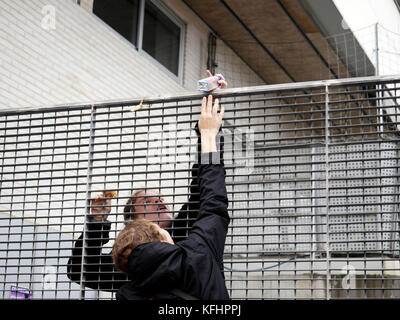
[1, 75, 400, 116]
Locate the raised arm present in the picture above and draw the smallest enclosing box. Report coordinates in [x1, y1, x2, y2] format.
[171, 71, 227, 242]
[171, 121, 225, 243]
[186, 95, 229, 261]
[67, 194, 128, 291]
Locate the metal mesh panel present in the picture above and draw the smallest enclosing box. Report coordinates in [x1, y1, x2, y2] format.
[1, 76, 400, 300]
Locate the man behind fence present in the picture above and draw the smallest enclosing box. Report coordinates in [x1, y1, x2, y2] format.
[112, 95, 230, 300]
[66, 71, 228, 294]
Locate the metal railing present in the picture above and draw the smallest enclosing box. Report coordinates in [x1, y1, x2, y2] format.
[1, 75, 400, 299]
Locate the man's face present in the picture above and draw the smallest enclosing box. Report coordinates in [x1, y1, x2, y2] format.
[134, 191, 173, 228]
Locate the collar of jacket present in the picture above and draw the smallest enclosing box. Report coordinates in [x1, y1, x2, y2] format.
[127, 242, 182, 292]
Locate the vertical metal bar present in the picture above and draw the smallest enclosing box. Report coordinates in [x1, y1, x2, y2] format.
[311, 146, 318, 258]
[6, 116, 15, 300]
[31, 225, 39, 297]
[391, 85, 400, 253]
[16, 114, 24, 295]
[71, 109, 81, 299]
[334, 36, 341, 78]
[375, 23, 380, 77]
[245, 96, 249, 300]
[324, 84, 331, 300]
[45, 114, 55, 299]
[30, 111, 40, 297]
[374, 24, 384, 141]
[137, 0, 145, 51]
[79, 105, 96, 300]
[32, 132, 40, 299]
[352, 32, 358, 77]
[113, 107, 124, 300]
[343, 33, 349, 76]
[0, 115, 5, 299]
[58, 110, 66, 300]
[172, 101, 177, 239]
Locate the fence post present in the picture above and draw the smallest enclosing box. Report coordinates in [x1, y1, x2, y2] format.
[79, 105, 96, 300]
[374, 23, 380, 77]
[374, 23, 384, 138]
[324, 84, 331, 300]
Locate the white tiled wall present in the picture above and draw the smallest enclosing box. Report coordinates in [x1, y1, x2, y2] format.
[0, 2, 267, 289]
[0, 0, 264, 111]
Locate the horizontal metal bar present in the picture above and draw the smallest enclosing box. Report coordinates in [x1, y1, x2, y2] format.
[2, 75, 400, 115]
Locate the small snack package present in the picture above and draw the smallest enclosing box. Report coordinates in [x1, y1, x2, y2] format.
[103, 190, 117, 198]
[197, 76, 222, 92]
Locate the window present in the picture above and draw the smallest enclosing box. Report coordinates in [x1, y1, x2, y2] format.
[93, 0, 185, 81]
[142, 1, 181, 76]
[93, 0, 140, 47]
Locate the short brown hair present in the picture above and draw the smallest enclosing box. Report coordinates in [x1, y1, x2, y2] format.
[112, 219, 164, 274]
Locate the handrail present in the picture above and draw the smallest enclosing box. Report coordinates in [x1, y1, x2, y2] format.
[1, 75, 399, 115]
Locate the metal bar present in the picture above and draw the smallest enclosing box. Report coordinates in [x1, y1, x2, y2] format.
[324, 84, 331, 300]
[1, 75, 400, 115]
[79, 105, 96, 299]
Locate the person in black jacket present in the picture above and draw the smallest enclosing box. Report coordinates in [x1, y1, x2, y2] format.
[112, 94, 229, 300]
[66, 72, 227, 293]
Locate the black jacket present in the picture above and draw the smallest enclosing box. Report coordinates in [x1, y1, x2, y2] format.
[66, 125, 225, 292]
[66, 167, 203, 291]
[117, 155, 229, 300]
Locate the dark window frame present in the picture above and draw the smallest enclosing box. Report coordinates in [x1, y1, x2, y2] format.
[93, 0, 186, 83]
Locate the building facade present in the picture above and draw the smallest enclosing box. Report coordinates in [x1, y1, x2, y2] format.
[1, 0, 400, 300]
[0, 0, 265, 111]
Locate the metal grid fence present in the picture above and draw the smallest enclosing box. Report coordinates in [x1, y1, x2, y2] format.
[1, 75, 400, 299]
